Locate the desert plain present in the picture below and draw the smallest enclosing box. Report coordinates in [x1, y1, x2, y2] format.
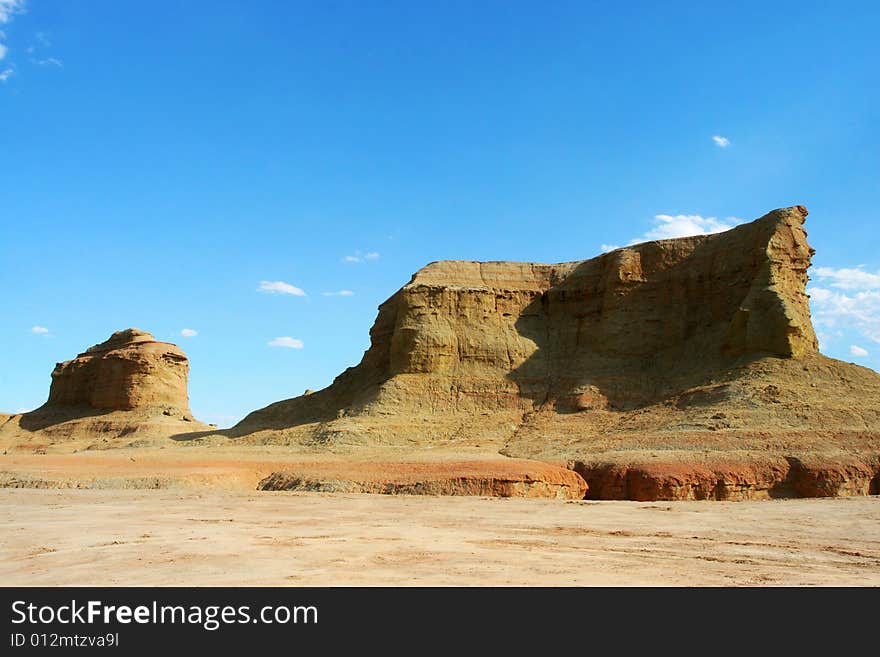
[2, 488, 878, 586]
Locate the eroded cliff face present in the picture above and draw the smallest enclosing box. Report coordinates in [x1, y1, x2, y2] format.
[236, 206, 820, 432]
[46, 329, 192, 413]
[229, 206, 880, 500]
[391, 204, 817, 408]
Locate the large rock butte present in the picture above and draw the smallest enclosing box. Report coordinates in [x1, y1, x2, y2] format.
[229, 206, 880, 498]
[236, 205, 820, 430]
[1, 329, 206, 446]
[47, 329, 192, 413]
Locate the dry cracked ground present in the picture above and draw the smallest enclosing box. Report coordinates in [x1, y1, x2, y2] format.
[1, 489, 878, 586]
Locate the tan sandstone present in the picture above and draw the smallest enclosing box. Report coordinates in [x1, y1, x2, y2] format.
[47, 328, 191, 412]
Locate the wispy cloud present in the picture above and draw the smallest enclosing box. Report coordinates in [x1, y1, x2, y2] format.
[15, 407, 29, 414]
[809, 285, 880, 346]
[0, 1, 23, 75]
[0, 1, 25, 25]
[813, 266, 880, 291]
[809, 266, 880, 347]
[712, 135, 730, 148]
[180, 328, 198, 337]
[322, 290, 354, 297]
[342, 250, 380, 264]
[634, 214, 735, 244]
[257, 280, 306, 296]
[0, 13, 62, 84]
[30, 325, 49, 334]
[850, 345, 869, 357]
[267, 336, 304, 349]
[598, 213, 737, 253]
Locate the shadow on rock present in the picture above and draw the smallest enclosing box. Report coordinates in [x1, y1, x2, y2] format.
[17, 405, 114, 432]
[506, 233, 777, 412]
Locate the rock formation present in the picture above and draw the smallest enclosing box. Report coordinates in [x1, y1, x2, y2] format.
[234, 205, 821, 431]
[1, 329, 206, 446]
[230, 206, 880, 499]
[47, 329, 192, 414]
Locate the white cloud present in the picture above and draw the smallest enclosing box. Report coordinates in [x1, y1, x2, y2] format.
[0, 1, 25, 25]
[322, 290, 354, 296]
[268, 336, 304, 349]
[180, 328, 198, 337]
[808, 287, 834, 303]
[36, 56, 62, 67]
[813, 266, 880, 291]
[343, 250, 380, 264]
[712, 135, 730, 148]
[257, 280, 306, 296]
[600, 213, 738, 253]
[0, 3, 26, 84]
[850, 345, 869, 357]
[15, 407, 29, 414]
[809, 266, 880, 348]
[31, 326, 49, 334]
[808, 285, 880, 345]
[631, 214, 735, 244]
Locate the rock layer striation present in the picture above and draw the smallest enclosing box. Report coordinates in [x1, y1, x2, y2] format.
[47, 329, 192, 414]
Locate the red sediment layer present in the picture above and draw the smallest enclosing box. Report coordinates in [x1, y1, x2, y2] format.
[258, 459, 588, 499]
[571, 457, 880, 501]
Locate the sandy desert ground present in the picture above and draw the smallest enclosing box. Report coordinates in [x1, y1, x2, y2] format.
[1, 489, 878, 586]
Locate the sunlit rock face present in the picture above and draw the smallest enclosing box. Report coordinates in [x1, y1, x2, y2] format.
[47, 329, 192, 414]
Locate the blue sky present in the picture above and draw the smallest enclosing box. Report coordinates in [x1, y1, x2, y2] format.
[1, 1, 878, 425]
